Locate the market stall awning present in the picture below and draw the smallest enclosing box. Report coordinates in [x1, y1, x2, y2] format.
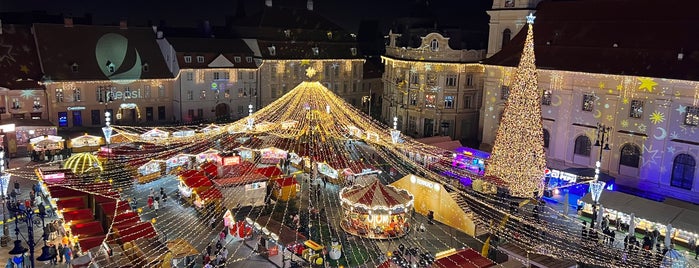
[112, 212, 141, 230]
[78, 236, 107, 253]
[29, 135, 64, 145]
[117, 221, 158, 244]
[199, 188, 223, 201]
[255, 216, 306, 246]
[219, 162, 256, 178]
[340, 180, 413, 209]
[499, 243, 576, 268]
[71, 221, 105, 237]
[62, 209, 94, 223]
[166, 238, 199, 259]
[182, 174, 213, 189]
[582, 191, 682, 223]
[670, 209, 699, 237]
[47, 185, 87, 198]
[69, 134, 104, 148]
[100, 201, 131, 218]
[213, 172, 267, 187]
[275, 177, 298, 187]
[200, 162, 218, 178]
[255, 166, 284, 178]
[57, 197, 87, 211]
[432, 248, 495, 268]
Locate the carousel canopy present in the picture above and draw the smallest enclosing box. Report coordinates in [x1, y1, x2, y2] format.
[340, 180, 414, 210]
[63, 153, 103, 174]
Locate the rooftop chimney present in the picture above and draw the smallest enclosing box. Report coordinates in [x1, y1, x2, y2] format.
[119, 18, 127, 29]
[64, 17, 74, 28]
[265, 0, 272, 7]
[307, 0, 314, 11]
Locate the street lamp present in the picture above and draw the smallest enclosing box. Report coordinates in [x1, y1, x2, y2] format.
[590, 123, 611, 229]
[0, 148, 9, 247]
[6, 199, 51, 268]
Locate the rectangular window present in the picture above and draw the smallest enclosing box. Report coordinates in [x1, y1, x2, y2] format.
[196, 56, 205, 63]
[58, 112, 68, 127]
[333, 83, 339, 92]
[146, 107, 154, 121]
[224, 72, 230, 80]
[184, 56, 192, 63]
[91, 109, 101, 125]
[197, 108, 204, 119]
[410, 73, 419, 85]
[334, 67, 340, 78]
[582, 94, 595, 111]
[72, 110, 82, 127]
[466, 74, 474, 87]
[500, 86, 510, 100]
[158, 106, 165, 120]
[444, 96, 454, 109]
[685, 106, 699, 126]
[55, 88, 64, 103]
[186, 72, 193, 81]
[464, 95, 472, 109]
[343, 82, 348, 93]
[246, 56, 252, 63]
[158, 85, 165, 97]
[271, 65, 277, 79]
[234, 56, 241, 63]
[187, 109, 195, 121]
[271, 85, 277, 98]
[425, 94, 436, 108]
[630, 100, 644, 118]
[446, 74, 457, 87]
[352, 83, 357, 92]
[408, 116, 417, 133]
[542, 90, 552, 106]
[213, 72, 220, 80]
[426, 73, 437, 86]
[409, 91, 418, 106]
[73, 88, 81, 102]
[144, 85, 152, 98]
[200, 90, 206, 99]
[187, 90, 193, 100]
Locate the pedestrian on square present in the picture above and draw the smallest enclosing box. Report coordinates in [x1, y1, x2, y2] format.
[219, 230, 226, 242]
[64, 245, 72, 265]
[58, 244, 64, 263]
[210, 216, 216, 229]
[160, 188, 167, 203]
[148, 195, 154, 209]
[694, 243, 699, 260]
[153, 199, 159, 214]
[150, 188, 155, 197]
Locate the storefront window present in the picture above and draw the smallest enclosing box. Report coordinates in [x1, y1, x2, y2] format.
[58, 112, 68, 127]
[72, 111, 82, 126]
[574, 135, 591, 156]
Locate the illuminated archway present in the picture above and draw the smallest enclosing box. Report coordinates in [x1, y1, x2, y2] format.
[116, 103, 142, 122]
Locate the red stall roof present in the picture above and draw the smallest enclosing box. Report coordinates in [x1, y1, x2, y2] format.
[100, 201, 131, 218]
[112, 212, 141, 230]
[47, 186, 87, 199]
[183, 174, 213, 189]
[199, 188, 223, 201]
[117, 222, 157, 244]
[71, 221, 105, 237]
[201, 162, 218, 178]
[432, 248, 495, 268]
[56, 197, 86, 210]
[78, 236, 106, 253]
[255, 166, 284, 178]
[275, 177, 298, 187]
[62, 209, 94, 223]
[214, 172, 267, 187]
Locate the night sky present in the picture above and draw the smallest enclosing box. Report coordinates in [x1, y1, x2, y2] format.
[1, 0, 493, 33]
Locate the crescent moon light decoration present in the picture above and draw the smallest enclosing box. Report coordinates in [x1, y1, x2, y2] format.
[551, 95, 562, 106]
[653, 127, 667, 140]
[593, 109, 602, 119]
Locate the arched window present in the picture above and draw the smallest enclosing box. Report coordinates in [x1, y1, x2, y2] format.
[502, 29, 512, 49]
[573, 135, 591, 156]
[671, 154, 695, 190]
[543, 129, 550, 149]
[430, 39, 439, 51]
[619, 144, 641, 168]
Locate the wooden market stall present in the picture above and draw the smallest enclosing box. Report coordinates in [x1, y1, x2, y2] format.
[68, 134, 104, 153]
[272, 176, 299, 201]
[28, 135, 64, 153]
[137, 160, 166, 183]
[140, 128, 169, 141]
[166, 238, 199, 268]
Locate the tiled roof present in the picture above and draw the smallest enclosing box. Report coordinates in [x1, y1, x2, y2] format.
[33, 23, 173, 82]
[0, 24, 43, 90]
[167, 37, 257, 69]
[257, 40, 360, 59]
[484, 0, 699, 81]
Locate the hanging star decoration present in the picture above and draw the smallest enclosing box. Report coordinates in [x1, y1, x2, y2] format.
[616, 84, 623, 91]
[425, 64, 432, 71]
[19, 65, 29, 74]
[526, 13, 536, 24]
[20, 90, 35, 99]
[598, 82, 605, 89]
[606, 115, 614, 122]
[300, 59, 311, 66]
[641, 144, 660, 167]
[331, 62, 340, 69]
[649, 111, 665, 124]
[637, 77, 657, 92]
[622, 98, 629, 104]
[670, 131, 679, 139]
[305, 67, 317, 79]
[676, 104, 686, 115]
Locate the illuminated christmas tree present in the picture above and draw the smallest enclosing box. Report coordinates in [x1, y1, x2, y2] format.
[485, 14, 546, 198]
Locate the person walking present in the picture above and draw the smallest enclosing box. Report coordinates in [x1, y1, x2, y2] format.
[153, 199, 159, 215]
[147, 195, 154, 209]
[160, 188, 167, 203]
[58, 244, 64, 263]
[695, 243, 699, 260]
[64, 245, 72, 266]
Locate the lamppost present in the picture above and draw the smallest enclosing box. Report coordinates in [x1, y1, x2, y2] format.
[6, 199, 53, 268]
[590, 123, 611, 229]
[0, 147, 9, 247]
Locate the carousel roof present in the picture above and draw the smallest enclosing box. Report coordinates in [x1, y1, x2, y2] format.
[63, 153, 103, 174]
[340, 180, 413, 210]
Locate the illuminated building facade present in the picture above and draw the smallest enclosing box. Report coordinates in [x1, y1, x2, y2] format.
[381, 32, 486, 141]
[481, 0, 699, 203]
[34, 20, 175, 128]
[157, 36, 260, 123]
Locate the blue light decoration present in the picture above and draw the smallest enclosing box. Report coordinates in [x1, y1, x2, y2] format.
[58, 112, 68, 127]
[452, 147, 490, 176]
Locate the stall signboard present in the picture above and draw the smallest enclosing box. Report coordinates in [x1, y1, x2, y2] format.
[547, 168, 578, 183]
[223, 156, 241, 166]
[317, 162, 338, 179]
[281, 120, 298, 129]
[260, 147, 287, 164]
[141, 129, 169, 140]
[237, 148, 254, 160]
[167, 154, 194, 167]
[172, 130, 195, 138]
[71, 135, 101, 148]
[43, 172, 65, 181]
[197, 149, 221, 163]
[409, 175, 441, 192]
[201, 124, 221, 134]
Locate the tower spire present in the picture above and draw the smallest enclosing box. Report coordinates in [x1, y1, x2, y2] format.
[484, 15, 546, 198]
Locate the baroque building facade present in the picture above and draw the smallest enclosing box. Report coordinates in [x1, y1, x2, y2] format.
[381, 32, 486, 141]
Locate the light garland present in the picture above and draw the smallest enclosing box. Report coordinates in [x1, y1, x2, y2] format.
[484, 20, 547, 198]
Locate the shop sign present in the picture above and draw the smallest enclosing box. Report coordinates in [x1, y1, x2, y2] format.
[223, 156, 241, 166]
[410, 175, 441, 191]
[107, 89, 142, 100]
[67, 106, 85, 111]
[547, 168, 577, 183]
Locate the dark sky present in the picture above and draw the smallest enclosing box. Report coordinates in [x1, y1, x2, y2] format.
[1, 0, 493, 33]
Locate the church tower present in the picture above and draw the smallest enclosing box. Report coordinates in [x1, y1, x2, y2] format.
[486, 0, 542, 57]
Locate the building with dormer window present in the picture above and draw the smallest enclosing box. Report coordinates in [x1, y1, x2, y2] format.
[381, 32, 486, 141]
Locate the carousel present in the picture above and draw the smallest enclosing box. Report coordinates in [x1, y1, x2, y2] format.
[339, 180, 414, 239]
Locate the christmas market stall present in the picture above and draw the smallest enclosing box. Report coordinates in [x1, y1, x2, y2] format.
[243, 216, 307, 267]
[68, 134, 104, 153]
[214, 163, 267, 207]
[178, 170, 213, 203]
[166, 153, 196, 171]
[196, 148, 222, 164]
[272, 176, 299, 202]
[340, 180, 414, 239]
[140, 128, 169, 141]
[259, 147, 287, 164]
[166, 238, 200, 268]
[28, 135, 64, 160]
[136, 160, 166, 183]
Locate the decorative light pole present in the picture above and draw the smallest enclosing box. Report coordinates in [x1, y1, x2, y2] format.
[0, 147, 9, 247]
[247, 104, 255, 130]
[390, 117, 400, 144]
[590, 122, 611, 229]
[6, 200, 50, 268]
